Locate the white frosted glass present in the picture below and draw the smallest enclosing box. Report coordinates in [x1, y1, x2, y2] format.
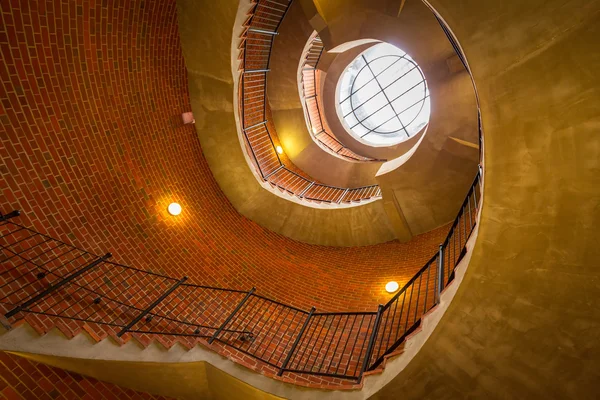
[337, 43, 430, 146]
[377, 62, 414, 88]
[340, 99, 352, 116]
[368, 56, 398, 76]
[352, 82, 381, 109]
[376, 118, 403, 134]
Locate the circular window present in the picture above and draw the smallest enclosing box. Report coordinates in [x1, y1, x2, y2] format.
[338, 43, 430, 146]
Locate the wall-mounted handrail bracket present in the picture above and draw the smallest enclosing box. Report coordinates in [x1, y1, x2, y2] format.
[0, 210, 20, 222]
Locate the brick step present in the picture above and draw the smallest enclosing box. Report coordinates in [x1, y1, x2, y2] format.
[1, 309, 426, 392]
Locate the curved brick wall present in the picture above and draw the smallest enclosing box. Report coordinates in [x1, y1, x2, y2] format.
[0, 352, 169, 400]
[0, 0, 457, 391]
[0, 0, 448, 313]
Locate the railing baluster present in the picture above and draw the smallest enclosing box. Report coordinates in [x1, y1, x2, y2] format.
[278, 306, 315, 376]
[335, 314, 357, 375]
[301, 314, 326, 371]
[473, 177, 479, 209]
[414, 272, 423, 324]
[437, 244, 444, 302]
[386, 295, 397, 350]
[463, 204, 467, 244]
[209, 287, 256, 344]
[273, 309, 300, 366]
[325, 314, 350, 373]
[360, 304, 383, 378]
[424, 261, 431, 313]
[316, 314, 342, 373]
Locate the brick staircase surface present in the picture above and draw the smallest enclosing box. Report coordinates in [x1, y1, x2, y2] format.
[0, 214, 472, 391]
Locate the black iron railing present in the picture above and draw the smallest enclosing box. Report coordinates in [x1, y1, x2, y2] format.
[0, 168, 481, 384]
[238, 0, 383, 205]
[300, 34, 384, 163]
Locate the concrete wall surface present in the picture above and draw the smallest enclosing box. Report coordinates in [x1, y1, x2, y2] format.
[179, 0, 399, 246]
[370, 0, 600, 398]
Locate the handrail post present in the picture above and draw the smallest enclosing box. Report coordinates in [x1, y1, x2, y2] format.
[5, 253, 112, 318]
[337, 188, 349, 204]
[209, 287, 256, 344]
[359, 304, 384, 378]
[437, 244, 444, 303]
[117, 276, 188, 337]
[0, 210, 21, 221]
[298, 182, 314, 198]
[278, 306, 316, 376]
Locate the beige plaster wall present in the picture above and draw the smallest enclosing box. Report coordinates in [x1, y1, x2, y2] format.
[177, 0, 397, 246]
[13, 352, 284, 400]
[316, 0, 480, 236]
[371, 0, 600, 398]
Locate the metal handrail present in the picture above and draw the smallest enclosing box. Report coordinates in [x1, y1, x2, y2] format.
[0, 0, 484, 386]
[238, 0, 383, 205]
[299, 35, 385, 163]
[0, 169, 481, 384]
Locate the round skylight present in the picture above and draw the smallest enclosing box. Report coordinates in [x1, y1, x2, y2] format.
[338, 43, 430, 146]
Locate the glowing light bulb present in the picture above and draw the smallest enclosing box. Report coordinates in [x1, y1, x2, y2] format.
[276, 145, 283, 154]
[385, 281, 399, 293]
[167, 202, 182, 216]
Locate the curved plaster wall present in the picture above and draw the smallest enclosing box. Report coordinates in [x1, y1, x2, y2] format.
[315, 0, 480, 236]
[267, 0, 480, 240]
[371, 0, 600, 399]
[185, 0, 402, 246]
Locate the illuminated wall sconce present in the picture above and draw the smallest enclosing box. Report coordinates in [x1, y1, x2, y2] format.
[312, 127, 318, 135]
[167, 202, 182, 216]
[385, 281, 399, 293]
[276, 145, 283, 154]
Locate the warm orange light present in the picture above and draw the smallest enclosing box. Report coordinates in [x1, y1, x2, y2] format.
[167, 202, 182, 216]
[385, 281, 399, 293]
[276, 145, 283, 154]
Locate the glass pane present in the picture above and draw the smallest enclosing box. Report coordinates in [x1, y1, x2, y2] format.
[377, 60, 415, 88]
[404, 97, 431, 136]
[354, 92, 387, 122]
[352, 80, 381, 109]
[340, 98, 352, 116]
[363, 105, 396, 130]
[352, 124, 370, 137]
[344, 112, 359, 128]
[337, 42, 429, 146]
[368, 56, 399, 77]
[375, 118, 403, 134]
[352, 66, 375, 94]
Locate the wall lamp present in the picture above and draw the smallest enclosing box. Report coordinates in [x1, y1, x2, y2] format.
[168, 202, 182, 216]
[385, 281, 399, 293]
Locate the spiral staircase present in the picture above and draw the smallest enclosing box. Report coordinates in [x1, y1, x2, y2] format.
[1, 0, 600, 399]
